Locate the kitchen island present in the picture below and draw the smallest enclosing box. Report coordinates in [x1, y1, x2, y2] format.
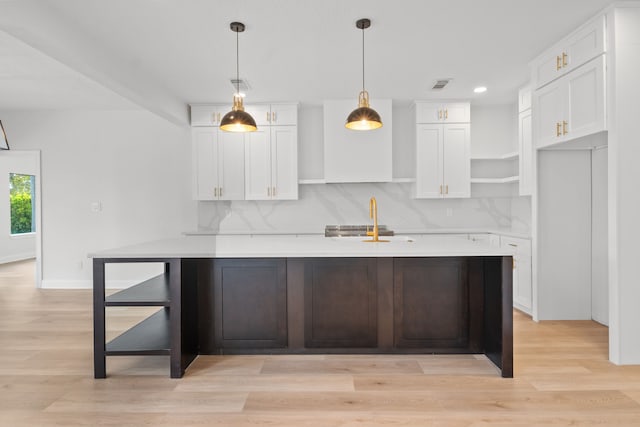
[90, 234, 514, 378]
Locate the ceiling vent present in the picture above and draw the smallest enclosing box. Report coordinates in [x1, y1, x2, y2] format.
[432, 79, 451, 90]
[230, 78, 251, 93]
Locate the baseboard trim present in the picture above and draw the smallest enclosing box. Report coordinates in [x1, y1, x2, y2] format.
[0, 254, 36, 265]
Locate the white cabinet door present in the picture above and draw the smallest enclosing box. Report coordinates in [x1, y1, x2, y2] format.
[415, 124, 469, 199]
[244, 129, 271, 200]
[271, 104, 298, 126]
[192, 127, 218, 200]
[535, 55, 605, 149]
[217, 131, 245, 200]
[244, 126, 298, 200]
[192, 127, 244, 200]
[566, 55, 605, 140]
[532, 16, 605, 89]
[442, 124, 470, 198]
[191, 105, 228, 126]
[415, 102, 470, 123]
[415, 124, 443, 198]
[519, 109, 533, 196]
[502, 236, 532, 315]
[271, 126, 298, 200]
[244, 104, 271, 127]
[535, 77, 565, 148]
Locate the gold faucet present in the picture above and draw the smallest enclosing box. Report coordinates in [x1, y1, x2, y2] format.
[365, 197, 388, 242]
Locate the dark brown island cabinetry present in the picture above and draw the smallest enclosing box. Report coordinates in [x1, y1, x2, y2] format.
[93, 255, 512, 378]
[212, 259, 287, 350]
[303, 258, 378, 348]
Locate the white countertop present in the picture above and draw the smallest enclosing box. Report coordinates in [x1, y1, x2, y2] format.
[88, 234, 515, 259]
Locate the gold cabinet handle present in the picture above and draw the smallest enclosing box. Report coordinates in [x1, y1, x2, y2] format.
[272, 111, 276, 122]
[272, 186, 276, 197]
[562, 120, 568, 135]
[214, 187, 218, 198]
[556, 122, 562, 137]
[439, 184, 443, 194]
[445, 185, 449, 194]
[444, 109, 448, 120]
[438, 110, 442, 120]
[219, 187, 223, 197]
[267, 187, 271, 197]
[562, 52, 568, 67]
[217, 112, 221, 123]
[556, 55, 562, 71]
[266, 111, 270, 122]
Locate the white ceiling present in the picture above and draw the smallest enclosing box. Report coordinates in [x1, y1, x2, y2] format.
[0, 0, 621, 124]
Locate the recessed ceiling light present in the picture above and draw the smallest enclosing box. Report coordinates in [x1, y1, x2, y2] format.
[474, 86, 487, 94]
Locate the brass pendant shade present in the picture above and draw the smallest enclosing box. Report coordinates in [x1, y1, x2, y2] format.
[346, 18, 382, 131]
[345, 90, 383, 130]
[220, 94, 257, 132]
[221, 21, 257, 133]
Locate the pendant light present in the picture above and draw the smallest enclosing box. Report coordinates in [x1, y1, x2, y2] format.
[345, 18, 382, 131]
[220, 22, 257, 133]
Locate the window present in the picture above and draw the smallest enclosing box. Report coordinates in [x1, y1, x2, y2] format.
[9, 173, 36, 235]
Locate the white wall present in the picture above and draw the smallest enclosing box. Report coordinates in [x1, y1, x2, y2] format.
[608, 6, 640, 364]
[0, 110, 194, 288]
[0, 150, 39, 263]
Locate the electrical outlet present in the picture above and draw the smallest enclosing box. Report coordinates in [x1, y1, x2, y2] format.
[446, 208, 453, 217]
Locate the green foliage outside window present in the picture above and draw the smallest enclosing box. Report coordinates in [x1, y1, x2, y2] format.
[9, 173, 35, 234]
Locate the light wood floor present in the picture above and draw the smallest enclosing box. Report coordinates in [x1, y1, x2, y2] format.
[2, 259, 640, 426]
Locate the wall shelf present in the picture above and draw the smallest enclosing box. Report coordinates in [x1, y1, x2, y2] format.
[471, 151, 519, 161]
[471, 176, 520, 184]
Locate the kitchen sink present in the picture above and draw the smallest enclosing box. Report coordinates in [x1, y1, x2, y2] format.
[329, 235, 415, 243]
[325, 224, 394, 237]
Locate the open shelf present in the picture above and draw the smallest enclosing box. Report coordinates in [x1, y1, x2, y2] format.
[105, 274, 170, 306]
[471, 176, 520, 184]
[471, 151, 519, 161]
[106, 309, 170, 355]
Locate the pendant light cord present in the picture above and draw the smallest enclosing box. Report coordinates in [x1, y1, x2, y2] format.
[361, 25, 365, 92]
[236, 29, 240, 95]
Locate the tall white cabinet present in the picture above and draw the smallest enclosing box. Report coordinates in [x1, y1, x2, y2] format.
[414, 101, 471, 199]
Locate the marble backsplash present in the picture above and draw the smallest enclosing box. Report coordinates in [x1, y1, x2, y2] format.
[196, 182, 530, 235]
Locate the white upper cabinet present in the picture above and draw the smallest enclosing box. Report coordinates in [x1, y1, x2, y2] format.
[245, 103, 298, 126]
[415, 102, 470, 123]
[415, 123, 470, 199]
[414, 101, 470, 199]
[532, 16, 605, 89]
[534, 55, 605, 149]
[192, 127, 245, 200]
[190, 105, 229, 126]
[323, 99, 393, 183]
[190, 102, 298, 201]
[245, 125, 298, 200]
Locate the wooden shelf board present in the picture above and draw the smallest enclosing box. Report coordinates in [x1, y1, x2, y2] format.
[105, 274, 170, 306]
[106, 309, 170, 355]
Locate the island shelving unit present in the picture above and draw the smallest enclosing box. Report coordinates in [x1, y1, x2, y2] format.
[93, 257, 198, 379]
